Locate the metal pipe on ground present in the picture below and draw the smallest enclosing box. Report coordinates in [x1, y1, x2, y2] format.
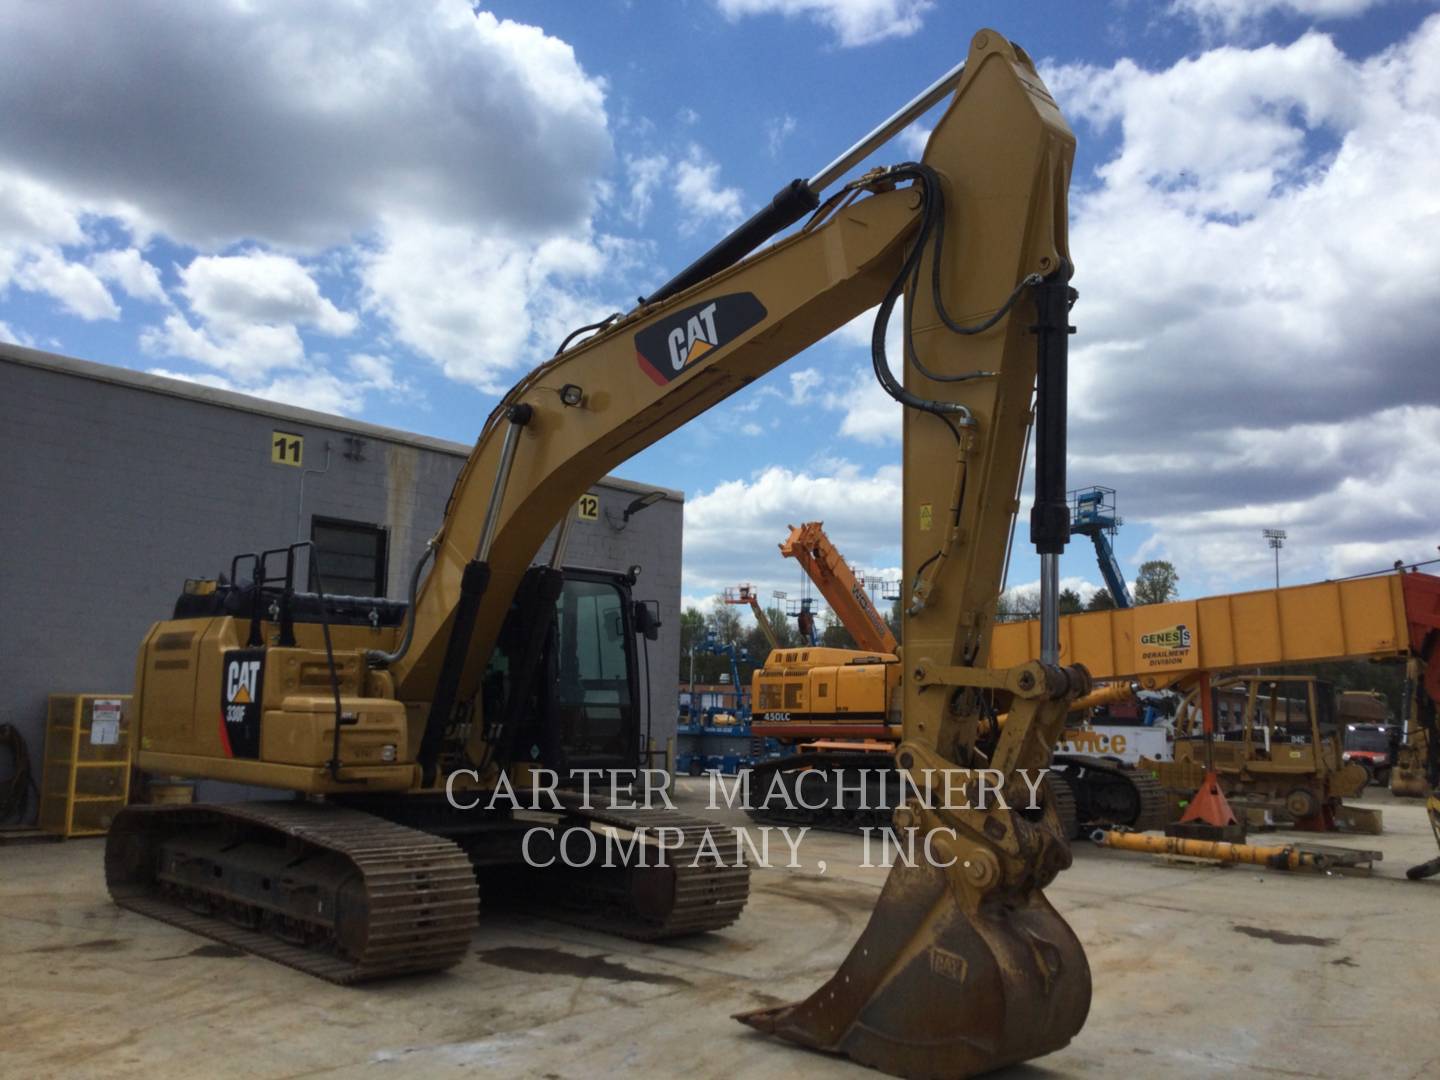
[1090, 828, 1327, 871]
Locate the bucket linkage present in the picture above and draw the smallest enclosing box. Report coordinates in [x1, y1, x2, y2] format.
[737, 660, 1092, 1079]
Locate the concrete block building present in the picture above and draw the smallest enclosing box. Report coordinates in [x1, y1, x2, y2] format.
[0, 344, 683, 821]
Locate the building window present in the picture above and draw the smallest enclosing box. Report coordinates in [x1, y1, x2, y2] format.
[310, 517, 388, 598]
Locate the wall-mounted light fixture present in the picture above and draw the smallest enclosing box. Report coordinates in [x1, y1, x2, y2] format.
[606, 490, 668, 531]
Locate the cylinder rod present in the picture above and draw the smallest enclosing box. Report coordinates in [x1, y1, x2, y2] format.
[1039, 553, 1060, 665]
[476, 405, 531, 562]
[806, 60, 966, 195]
[547, 509, 578, 569]
[641, 58, 967, 308]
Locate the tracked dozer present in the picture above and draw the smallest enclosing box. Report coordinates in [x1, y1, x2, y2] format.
[109, 29, 1116, 1076]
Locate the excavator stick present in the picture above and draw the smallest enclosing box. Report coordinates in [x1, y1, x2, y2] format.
[742, 33, 1087, 1077]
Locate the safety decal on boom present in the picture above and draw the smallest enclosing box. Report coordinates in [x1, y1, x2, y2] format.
[634, 292, 767, 385]
[219, 649, 265, 758]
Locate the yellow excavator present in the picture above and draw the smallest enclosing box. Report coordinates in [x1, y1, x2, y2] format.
[108, 31, 1093, 1077]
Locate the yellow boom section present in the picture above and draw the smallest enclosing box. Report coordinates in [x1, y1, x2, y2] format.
[989, 572, 1413, 684]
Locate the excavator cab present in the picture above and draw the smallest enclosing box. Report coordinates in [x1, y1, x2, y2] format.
[493, 567, 656, 777]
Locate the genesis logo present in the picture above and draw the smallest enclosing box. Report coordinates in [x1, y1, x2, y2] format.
[634, 293, 767, 385]
[1139, 623, 1192, 650]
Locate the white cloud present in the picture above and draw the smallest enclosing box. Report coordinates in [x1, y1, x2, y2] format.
[0, 170, 88, 248]
[1172, 0, 1389, 36]
[714, 0, 934, 47]
[767, 114, 798, 157]
[818, 301, 904, 443]
[141, 250, 357, 378]
[0, 2, 610, 251]
[348, 352, 405, 394]
[142, 315, 305, 375]
[899, 122, 931, 158]
[179, 251, 356, 337]
[822, 367, 901, 444]
[788, 368, 823, 403]
[1043, 18, 1440, 590]
[0, 171, 156, 322]
[148, 366, 378, 416]
[89, 248, 167, 305]
[999, 577, 1102, 612]
[623, 153, 669, 226]
[674, 146, 745, 231]
[684, 461, 902, 600]
[0, 319, 34, 346]
[15, 249, 118, 320]
[359, 221, 617, 390]
[741, 422, 765, 436]
[0, 2, 621, 386]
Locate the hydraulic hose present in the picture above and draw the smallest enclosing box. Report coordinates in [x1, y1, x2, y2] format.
[366, 540, 435, 667]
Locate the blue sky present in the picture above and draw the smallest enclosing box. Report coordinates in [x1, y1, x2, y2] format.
[2, 0, 1437, 617]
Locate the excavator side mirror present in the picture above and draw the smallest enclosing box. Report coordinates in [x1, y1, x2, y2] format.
[633, 600, 661, 641]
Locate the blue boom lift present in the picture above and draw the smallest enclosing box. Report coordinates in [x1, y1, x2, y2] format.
[1070, 486, 1132, 609]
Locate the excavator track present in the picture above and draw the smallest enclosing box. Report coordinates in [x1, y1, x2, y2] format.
[746, 750, 1159, 837]
[1048, 773, 1081, 841]
[105, 802, 479, 984]
[744, 751, 894, 833]
[1053, 755, 1169, 833]
[483, 794, 750, 939]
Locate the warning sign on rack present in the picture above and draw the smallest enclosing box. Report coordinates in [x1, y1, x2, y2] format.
[91, 698, 123, 746]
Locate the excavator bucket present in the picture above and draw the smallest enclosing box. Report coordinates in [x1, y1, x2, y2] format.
[737, 803, 1090, 1078]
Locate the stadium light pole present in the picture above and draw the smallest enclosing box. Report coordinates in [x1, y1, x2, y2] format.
[1263, 529, 1287, 589]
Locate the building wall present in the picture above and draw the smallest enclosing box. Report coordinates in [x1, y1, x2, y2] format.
[0, 345, 682, 819]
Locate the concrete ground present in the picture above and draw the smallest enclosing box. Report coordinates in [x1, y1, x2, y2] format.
[2, 783, 1438, 1079]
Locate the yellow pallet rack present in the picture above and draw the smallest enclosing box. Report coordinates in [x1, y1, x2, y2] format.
[39, 694, 133, 838]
